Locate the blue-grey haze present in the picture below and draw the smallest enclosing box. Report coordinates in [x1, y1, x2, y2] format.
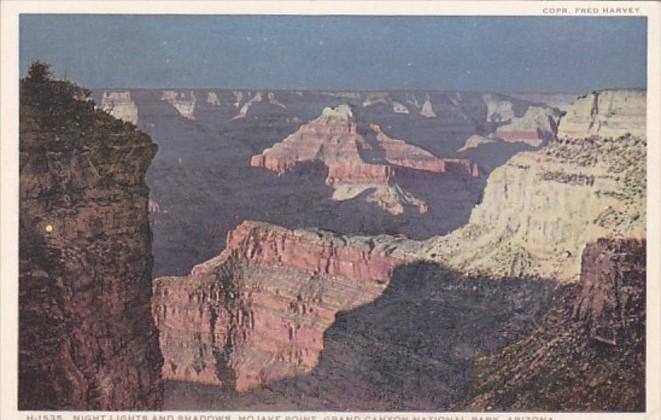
[20, 15, 646, 92]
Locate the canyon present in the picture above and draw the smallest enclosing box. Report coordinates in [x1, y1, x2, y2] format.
[21, 80, 646, 411]
[91, 88, 563, 277]
[19, 71, 162, 409]
[145, 88, 646, 410]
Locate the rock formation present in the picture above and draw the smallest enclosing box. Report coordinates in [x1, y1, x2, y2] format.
[420, 95, 436, 118]
[207, 91, 221, 106]
[250, 104, 479, 214]
[153, 221, 418, 391]
[461, 238, 645, 411]
[425, 90, 646, 282]
[484, 93, 516, 122]
[457, 134, 496, 152]
[19, 70, 162, 409]
[490, 106, 560, 146]
[507, 92, 579, 111]
[557, 89, 646, 139]
[161, 90, 197, 120]
[99, 90, 139, 125]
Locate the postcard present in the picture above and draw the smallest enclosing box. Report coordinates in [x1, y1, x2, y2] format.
[1, 1, 659, 420]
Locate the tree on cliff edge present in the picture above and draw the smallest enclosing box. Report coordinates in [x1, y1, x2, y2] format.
[26, 61, 52, 83]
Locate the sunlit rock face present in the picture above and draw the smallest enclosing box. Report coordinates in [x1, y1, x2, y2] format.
[161, 90, 197, 120]
[153, 221, 417, 391]
[425, 89, 646, 282]
[250, 104, 479, 215]
[99, 90, 139, 125]
[19, 78, 162, 410]
[557, 89, 646, 140]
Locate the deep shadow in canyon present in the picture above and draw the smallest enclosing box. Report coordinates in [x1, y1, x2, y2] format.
[163, 261, 559, 410]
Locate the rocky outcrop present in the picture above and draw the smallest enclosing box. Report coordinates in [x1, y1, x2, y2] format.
[19, 72, 162, 409]
[420, 96, 436, 118]
[490, 106, 560, 146]
[572, 238, 646, 345]
[483, 94, 516, 122]
[161, 90, 197, 120]
[461, 238, 645, 411]
[99, 90, 139, 125]
[457, 134, 496, 152]
[153, 221, 417, 391]
[557, 89, 646, 139]
[250, 104, 479, 214]
[207, 91, 221, 106]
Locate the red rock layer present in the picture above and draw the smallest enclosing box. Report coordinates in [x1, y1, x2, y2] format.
[19, 75, 162, 409]
[250, 106, 479, 185]
[154, 221, 411, 391]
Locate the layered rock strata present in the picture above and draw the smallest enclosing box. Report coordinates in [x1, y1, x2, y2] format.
[19, 74, 162, 409]
[490, 106, 559, 146]
[250, 104, 479, 214]
[426, 90, 646, 282]
[462, 238, 645, 411]
[557, 89, 646, 139]
[153, 221, 417, 391]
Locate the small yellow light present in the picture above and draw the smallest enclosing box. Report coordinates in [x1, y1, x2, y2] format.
[45, 224, 53, 233]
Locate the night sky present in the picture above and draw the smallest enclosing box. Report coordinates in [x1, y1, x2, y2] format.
[20, 15, 647, 92]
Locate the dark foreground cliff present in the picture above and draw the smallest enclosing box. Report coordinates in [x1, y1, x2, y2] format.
[460, 238, 645, 411]
[19, 66, 163, 410]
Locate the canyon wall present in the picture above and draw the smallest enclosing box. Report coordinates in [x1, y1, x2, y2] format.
[153, 221, 418, 391]
[557, 89, 646, 140]
[462, 238, 645, 411]
[425, 90, 646, 282]
[19, 74, 162, 409]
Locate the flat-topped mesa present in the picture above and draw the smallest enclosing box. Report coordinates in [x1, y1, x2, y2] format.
[250, 104, 479, 184]
[154, 221, 417, 391]
[557, 89, 646, 140]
